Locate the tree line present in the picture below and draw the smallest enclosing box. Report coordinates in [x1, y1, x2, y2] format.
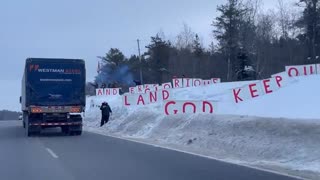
[89, 0, 320, 94]
[0, 110, 20, 120]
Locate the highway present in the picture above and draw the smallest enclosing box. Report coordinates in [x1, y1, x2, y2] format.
[0, 120, 302, 180]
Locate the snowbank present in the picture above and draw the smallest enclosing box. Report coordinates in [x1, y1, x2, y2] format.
[84, 75, 320, 179]
[217, 76, 320, 119]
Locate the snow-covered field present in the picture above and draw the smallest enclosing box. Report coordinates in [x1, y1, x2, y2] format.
[84, 75, 320, 179]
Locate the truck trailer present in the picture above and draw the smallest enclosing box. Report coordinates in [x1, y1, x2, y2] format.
[20, 58, 86, 136]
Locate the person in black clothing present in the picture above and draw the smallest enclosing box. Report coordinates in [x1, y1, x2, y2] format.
[100, 102, 112, 127]
[101, 83, 106, 89]
[133, 80, 141, 86]
[111, 82, 116, 88]
[90, 82, 99, 89]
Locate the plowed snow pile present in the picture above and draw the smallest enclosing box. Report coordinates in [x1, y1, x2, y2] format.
[84, 75, 320, 179]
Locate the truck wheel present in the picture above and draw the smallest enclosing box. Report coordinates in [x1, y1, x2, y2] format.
[26, 126, 40, 137]
[61, 126, 70, 134]
[22, 112, 27, 129]
[74, 131, 82, 136]
[25, 117, 30, 136]
[26, 126, 32, 137]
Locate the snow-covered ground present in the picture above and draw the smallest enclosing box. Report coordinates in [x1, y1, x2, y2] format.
[84, 75, 320, 179]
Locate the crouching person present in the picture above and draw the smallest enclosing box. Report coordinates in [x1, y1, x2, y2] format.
[100, 102, 112, 127]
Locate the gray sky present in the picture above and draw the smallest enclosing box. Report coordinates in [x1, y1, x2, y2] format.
[0, 0, 293, 111]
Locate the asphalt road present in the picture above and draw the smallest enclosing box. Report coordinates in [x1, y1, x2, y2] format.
[0, 120, 302, 180]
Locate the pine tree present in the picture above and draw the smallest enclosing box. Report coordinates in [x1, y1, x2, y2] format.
[98, 48, 126, 70]
[127, 55, 148, 82]
[145, 34, 172, 83]
[193, 34, 204, 56]
[95, 48, 133, 86]
[212, 0, 250, 81]
[236, 47, 257, 81]
[296, 0, 320, 62]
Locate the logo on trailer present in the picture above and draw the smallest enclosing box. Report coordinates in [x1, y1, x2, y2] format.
[29, 64, 81, 74]
[29, 64, 39, 72]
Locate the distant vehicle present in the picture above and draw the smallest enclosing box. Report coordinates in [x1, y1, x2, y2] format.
[20, 58, 86, 136]
[18, 114, 22, 120]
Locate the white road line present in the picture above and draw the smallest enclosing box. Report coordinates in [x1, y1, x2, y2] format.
[46, 148, 59, 159]
[88, 130, 306, 180]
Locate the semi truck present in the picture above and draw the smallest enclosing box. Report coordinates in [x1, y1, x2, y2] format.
[20, 58, 86, 136]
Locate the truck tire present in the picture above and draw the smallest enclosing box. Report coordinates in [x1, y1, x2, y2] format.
[61, 126, 70, 134]
[25, 114, 40, 137]
[26, 127, 41, 137]
[22, 112, 27, 129]
[74, 130, 82, 136]
[25, 114, 31, 136]
[26, 125, 32, 137]
[69, 130, 82, 136]
[68, 122, 82, 136]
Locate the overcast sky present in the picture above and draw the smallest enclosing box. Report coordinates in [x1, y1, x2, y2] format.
[0, 0, 294, 111]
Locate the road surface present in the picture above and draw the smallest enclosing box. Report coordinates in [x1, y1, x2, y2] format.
[0, 120, 302, 180]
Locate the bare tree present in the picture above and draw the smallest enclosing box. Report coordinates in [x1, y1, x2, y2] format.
[255, 11, 277, 76]
[175, 23, 195, 51]
[244, 0, 262, 22]
[277, 0, 294, 38]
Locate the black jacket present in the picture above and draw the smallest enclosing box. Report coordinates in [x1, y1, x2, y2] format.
[100, 103, 112, 116]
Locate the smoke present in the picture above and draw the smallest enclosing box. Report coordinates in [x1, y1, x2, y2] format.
[95, 64, 134, 86]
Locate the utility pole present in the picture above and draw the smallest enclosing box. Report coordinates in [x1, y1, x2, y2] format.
[137, 39, 143, 84]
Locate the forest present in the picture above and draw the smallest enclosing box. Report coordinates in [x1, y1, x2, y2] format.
[88, 0, 320, 94]
[0, 110, 20, 120]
